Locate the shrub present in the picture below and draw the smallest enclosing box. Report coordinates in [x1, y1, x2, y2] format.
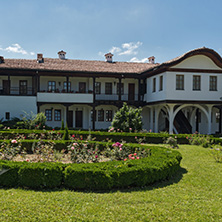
[164, 136, 179, 149]
[18, 162, 63, 189]
[63, 127, 69, 140]
[110, 103, 142, 132]
[61, 120, 64, 130]
[187, 133, 212, 148]
[211, 145, 222, 163]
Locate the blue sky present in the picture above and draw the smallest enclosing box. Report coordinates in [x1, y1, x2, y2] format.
[0, 0, 222, 63]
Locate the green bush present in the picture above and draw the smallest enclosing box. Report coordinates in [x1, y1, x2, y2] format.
[111, 103, 142, 132]
[18, 162, 63, 189]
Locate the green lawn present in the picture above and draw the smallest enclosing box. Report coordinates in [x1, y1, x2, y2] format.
[0, 145, 222, 222]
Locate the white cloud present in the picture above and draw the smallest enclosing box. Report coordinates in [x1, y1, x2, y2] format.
[110, 46, 121, 54]
[129, 57, 147, 63]
[119, 41, 142, 56]
[0, 43, 34, 56]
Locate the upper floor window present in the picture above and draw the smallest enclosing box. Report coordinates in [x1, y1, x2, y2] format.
[63, 81, 71, 92]
[176, 75, 184, 90]
[45, 109, 52, 121]
[54, 109, 61, 121]
[209, 76, 217, 91]
[159, 76, 163, 91]
[117, 83, 124, 95]
[105, 82, 112, 95]
[19, 80, 27, 95]
[48, 81, 56, 92]
[193, 75, 201, 91]
[152, 78, 156, 92]
[79, 82, 86, 93]
[95, 82, 101, 94]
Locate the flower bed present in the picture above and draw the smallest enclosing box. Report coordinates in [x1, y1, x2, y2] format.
[0, 144, 182, 190]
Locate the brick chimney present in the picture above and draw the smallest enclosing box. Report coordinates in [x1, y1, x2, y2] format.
[58, 50, 66, 60]
[148, 56, 155, 64]
[105, 53, 113, 63]
[37, 53, 44, 63]
[0, 56, 4, 64]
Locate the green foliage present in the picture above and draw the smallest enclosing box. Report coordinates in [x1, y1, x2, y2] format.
[19, 112, 46, 129]
[211, 145, 222, 163]
[187, 133, 212, 147]
[18, 162, 63, 189]
[61, 120, 64, 130]
[110, 103, 142, 132]
[62, 127, 69, 140]
[68, 141, 100, 163]
[164, 136, 179, 149]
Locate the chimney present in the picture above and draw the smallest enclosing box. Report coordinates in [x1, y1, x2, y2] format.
[148, 56, 155, 64]
[37, 53, 44, 63]
[105, 52, 113, 63]
[58, 50, 66, 60]
[0, 56, 4, 64]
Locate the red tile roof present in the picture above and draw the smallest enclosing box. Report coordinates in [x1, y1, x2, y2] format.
[0, 58, 159, 74]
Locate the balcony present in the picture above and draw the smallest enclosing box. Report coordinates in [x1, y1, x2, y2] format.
[37, 91, 93, 103]
[95, 94, 139, 101]
[0, 87, 34, 96]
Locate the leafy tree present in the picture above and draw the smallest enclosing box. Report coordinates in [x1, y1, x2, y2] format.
[111, 103, 142, 132]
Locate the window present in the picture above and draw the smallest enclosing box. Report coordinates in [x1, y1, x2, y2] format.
[106, 110, 113, 122]
[48, 81, 56, 92]
[105, 82, 112, 94]
[98, 109, 104, 121]
[91, 110, 97, 121]
[193, 75, 201, 91]
[159, 76, 163, 91]
[63, 81, 71, 92]
[95, 82, 101, 94]
[54, 109, 61, 121]
[210, 76, 217, 91]
[152, 78, 156, 92]
[117, 83, 124, 95]
[5, 112, 10, 120]
[19, 80, 27, 95]
[45, 109, 52, 121]
[79, 82, 86, 93]
[216, 112, 220, 123]
[176, 75, 184, 90]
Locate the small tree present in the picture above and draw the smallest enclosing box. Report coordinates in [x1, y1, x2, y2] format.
[111, 103, 142, 132]
[61, 119, 64, 130]
[63, 125, 69, 140]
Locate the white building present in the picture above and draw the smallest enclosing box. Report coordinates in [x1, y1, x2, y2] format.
[0, 47, 222, 134]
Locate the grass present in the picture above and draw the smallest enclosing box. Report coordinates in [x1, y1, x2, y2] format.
[0, 145, 222, 221]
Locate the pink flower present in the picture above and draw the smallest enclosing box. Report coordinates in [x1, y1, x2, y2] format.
[135, 136, 137, 139]
[71, 146, 74, 150]
[119, 148, 122, 151]
[186, 137, 188, 139]
[11, 140, 17, 144]
[129, 128, 132, 131]
[131, 157, 135, 160]
[124, 158, 127, 161]
[72, 135, 75, 138]
[95, 155, 98, 158]
[73, 143, 77, 146]
[136, 157, 139, 159]
[134, 153, 137, 156]
[149, 129, 152, 132]
[26, 159, 29, 162]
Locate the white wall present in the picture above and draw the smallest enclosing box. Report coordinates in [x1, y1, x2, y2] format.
[0, 96, 37, 120]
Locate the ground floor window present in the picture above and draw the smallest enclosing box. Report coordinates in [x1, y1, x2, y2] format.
[45, 109, 52, 121]
[98, 109, 104, 121]
[5, 112, 10, 120]
[91, 110, 97, 121]
[54, 109, 61, 121]
[106, 110, 113, 122]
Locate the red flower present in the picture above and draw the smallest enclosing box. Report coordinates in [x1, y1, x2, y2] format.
[124, 158, 127, 161]
[72, 135, 75, 138]
[95, 155, 98, 158]
[52, 129, 55, 131]
[134, 153, 137, 156]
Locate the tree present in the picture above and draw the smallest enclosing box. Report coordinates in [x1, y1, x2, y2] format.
[111, 103, 142, 132]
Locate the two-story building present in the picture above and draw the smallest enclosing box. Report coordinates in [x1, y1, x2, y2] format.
[0, 47, 222, 134]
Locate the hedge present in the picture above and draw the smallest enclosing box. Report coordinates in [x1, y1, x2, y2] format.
[0, 146, 182, 190]
[0, 129, 193, 144]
